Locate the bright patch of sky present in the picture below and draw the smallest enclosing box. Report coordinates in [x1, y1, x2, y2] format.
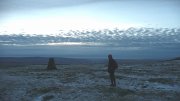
[0, 0, 180, 35]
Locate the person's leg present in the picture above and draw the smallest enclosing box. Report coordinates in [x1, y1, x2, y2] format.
[111, 72, 116, 87]
[113, 73, 116, 87]
[109, 73, 113, 86]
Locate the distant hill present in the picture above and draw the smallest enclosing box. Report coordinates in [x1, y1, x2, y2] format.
[0, 57, 107, 67]
[171, 57, 180, 60]
[164, 57, 180, 62]
[0, 57, 160, 67]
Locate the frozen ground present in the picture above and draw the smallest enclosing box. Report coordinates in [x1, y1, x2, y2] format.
[0, 60, 180, 101]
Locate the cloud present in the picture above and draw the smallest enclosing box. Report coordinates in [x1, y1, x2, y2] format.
[0, 27, 179, 48]
[0, 0, 111, 12]
[1, 0, 179, 12]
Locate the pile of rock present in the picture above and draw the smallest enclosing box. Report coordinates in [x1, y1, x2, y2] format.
[47, 58, 57, 70]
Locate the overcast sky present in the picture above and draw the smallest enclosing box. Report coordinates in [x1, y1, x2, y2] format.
[0, 0, 180, 34]
[0, 0, 180, 58]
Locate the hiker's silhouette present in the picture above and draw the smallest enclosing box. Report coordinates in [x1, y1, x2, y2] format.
[108, 54, 118, 87]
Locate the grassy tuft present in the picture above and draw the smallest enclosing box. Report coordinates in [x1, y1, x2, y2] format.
[42, 95, 54, 101]
[148, 78, 174, 84]
[95, 85, 135, 97]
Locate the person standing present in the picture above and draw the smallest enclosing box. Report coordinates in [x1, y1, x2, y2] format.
[108, 54, 118, 87]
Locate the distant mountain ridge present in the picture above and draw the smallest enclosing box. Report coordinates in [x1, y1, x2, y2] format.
[171, 57, 180, 60]
[0, 57, 160, 67]
[0, 57, 105, 66]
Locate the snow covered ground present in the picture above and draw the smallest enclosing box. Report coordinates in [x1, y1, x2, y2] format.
[0, 60, 180, 101]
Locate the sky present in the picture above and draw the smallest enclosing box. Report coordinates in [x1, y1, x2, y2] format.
[0, 0, 180, 59]
[0, 0, 180, 34]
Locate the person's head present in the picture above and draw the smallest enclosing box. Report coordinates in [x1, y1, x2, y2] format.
[108, 54, 113, 59]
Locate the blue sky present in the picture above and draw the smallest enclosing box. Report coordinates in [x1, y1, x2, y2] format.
[0, 0, 180, 34]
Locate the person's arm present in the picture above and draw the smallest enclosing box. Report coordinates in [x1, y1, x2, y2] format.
[108, 61, 111, 73]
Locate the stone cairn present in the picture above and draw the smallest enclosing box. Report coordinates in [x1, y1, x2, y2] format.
[47, 58, 57, 70]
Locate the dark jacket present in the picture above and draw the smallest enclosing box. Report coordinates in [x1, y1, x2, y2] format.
[108, 58, 118, 73]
